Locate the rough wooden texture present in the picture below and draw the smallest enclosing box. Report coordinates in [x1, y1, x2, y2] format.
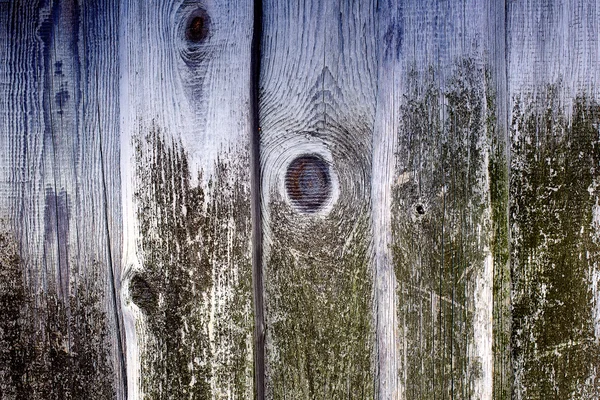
[2, 1, 600, 399]
[371, 2, 400, 398]
[119, 0, 254, 398]
[390, 1, 508, 398]
[259, 1, 377, 398]
[508, 1, 600, 398]
[0, 1, 126, 398]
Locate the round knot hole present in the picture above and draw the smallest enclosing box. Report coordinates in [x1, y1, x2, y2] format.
[285, 155, 332, 212]
[186, 9, 210, 42]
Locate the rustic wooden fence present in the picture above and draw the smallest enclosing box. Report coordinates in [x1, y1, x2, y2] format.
[1, 0, 599, 399]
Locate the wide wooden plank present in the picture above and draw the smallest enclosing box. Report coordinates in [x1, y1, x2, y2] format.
[389, 1, 508, 398]
[0, 1, 126, 398]
[259, 1, 377, 398]
[119, 0, 255, 398]
[507, 1, 600, 398]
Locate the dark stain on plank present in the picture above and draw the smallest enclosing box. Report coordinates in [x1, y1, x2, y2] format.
[54, 89, 70, 111]
[0, 230, 116, 400]
[44, 188, 71, 299]
[131, 126, 253, 399]
[510, 90, 600, 398]
[392, 59, 491, 399]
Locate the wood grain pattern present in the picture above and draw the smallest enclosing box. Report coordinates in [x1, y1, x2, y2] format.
[119, 0, 254, 398]
[389, 1, 507, 398]
[259, 1, 377, 398]
[508, 1, 600, 398]
[0, 1, 126, 398]
[2, 1, 600, 399]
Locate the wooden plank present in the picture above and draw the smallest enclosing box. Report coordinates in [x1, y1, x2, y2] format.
[0, 1, 126, 398]
[119, 0, 255, 398]
[259, 1, 377, 398]
[507, 1, 600, 398]
[389, 1, 508, 398]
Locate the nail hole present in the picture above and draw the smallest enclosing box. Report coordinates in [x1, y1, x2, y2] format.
[129, 275, 156, 312]
[185, 9, 210, 42]
[285, 155, 332, 213]
[416, 204, 425, 215]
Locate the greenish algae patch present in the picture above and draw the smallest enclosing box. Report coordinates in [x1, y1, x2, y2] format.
[486, 73, 512, 400]
[0, 230, 116, 400]
[265, 200, 374, 400]
[510, 91, 600, 399]
[131, 127, 253, 399]
[392, 59, 491, 399]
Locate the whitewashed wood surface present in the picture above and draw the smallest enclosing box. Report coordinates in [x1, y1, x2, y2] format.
[0, 1, 599, 399]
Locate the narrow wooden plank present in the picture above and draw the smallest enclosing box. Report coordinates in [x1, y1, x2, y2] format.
[486, 3, 513, 400]
[371, 2, 400, 398]
[259, 1, 377, 398]
[119, 0, 254, 398]
[0, 1, 126, 398]
[507, 1, 600, 398]
[389, 1, 506, 398]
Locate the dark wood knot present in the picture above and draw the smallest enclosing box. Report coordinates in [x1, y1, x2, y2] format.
[185, 8, 210, 42]
[129, 274, 157, 313]
[285, 155, 331, 212]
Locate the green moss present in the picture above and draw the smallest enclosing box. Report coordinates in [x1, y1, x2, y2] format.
[265, 200, 374, 399]
[510, 91, 600, 399]
[131, 127, 253, 399]
[0, 231, 116, 400]
[392, 59, 490, 399]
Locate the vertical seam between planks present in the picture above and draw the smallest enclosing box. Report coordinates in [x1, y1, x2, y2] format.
[97, 99, 128, 398]
[251, 0, 265, 397]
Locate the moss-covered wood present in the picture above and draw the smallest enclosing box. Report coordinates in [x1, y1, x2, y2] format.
[119, 0, 254, 397]
[487, 77, 512, 400]
[510, 92, 600, 399]
[264, 201, 374, 399]
[507, 1, 600, 397]
[392, 59, 496, 399]
[0, 231, 116, 400]
[390, 1, 507, 398]
[127, 129, 253, 399]
[259, 0, 377, 398]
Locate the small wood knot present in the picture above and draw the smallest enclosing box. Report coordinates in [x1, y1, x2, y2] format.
[129, 275, 156, 312]
[286, 155, 331, 212]
[186, 9, 210, 42]
[416, 204, 425, 215]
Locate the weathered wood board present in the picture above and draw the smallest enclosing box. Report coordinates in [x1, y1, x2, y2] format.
[508, 1, 600, 398]
[259, 1, 377, 398]
[388, 0, 509, 398]
[1, 1, 600, 399]
[119, 0, 255, 398]
[0, 1, 126, 398]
